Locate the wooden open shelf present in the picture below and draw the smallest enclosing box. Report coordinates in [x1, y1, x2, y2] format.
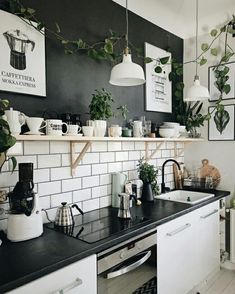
[15, 135, 203, 176]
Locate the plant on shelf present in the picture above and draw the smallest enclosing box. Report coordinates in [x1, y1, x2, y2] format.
[137, 159, 159, 202]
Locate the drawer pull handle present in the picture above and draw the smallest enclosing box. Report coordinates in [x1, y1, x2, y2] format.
[53, 277, 83, 294]
[166, 223, 191, 236]
[201, 209, 218, 219]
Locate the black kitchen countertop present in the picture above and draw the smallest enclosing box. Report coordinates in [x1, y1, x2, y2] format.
[0, 189, 229, 293]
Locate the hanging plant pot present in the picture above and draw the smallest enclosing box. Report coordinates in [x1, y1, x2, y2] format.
[141, 183, 154, 202]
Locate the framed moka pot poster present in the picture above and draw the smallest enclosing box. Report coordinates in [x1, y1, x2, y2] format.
[0, 10, 46, 97]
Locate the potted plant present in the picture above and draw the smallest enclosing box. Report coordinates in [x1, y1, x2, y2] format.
[0, 99, 17, 201]
[137, 159, 158, 202]
[89, 88, 114, 137]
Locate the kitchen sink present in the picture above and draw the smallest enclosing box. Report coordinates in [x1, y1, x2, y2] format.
[156, 190, 214, 205]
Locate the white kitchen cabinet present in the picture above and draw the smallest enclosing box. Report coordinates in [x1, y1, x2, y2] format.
[8, 254, 97, 294]
[157, 201, 220, 294]
[195, 201, 220, 284]
[157, 211, 196, 294]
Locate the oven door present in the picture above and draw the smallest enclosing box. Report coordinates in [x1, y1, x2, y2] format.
[97, 231, 157, 294]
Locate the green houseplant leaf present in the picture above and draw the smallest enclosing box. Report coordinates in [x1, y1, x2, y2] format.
[214, 109, 230, 134]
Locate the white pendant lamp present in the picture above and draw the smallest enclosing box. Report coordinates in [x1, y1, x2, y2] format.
[109, 0, 145, 86]
[184, 0, 210, 101]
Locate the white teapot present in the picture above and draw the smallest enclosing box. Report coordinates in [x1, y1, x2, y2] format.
[4, 107, 26, 135]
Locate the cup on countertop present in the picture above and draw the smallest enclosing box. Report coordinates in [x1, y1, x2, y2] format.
[45, 119, 68, 136]
[66, 124, 81, 136]
[82, 126, 94, 137]
[108, 125, 122, 137]
[26, 117, 47, 134]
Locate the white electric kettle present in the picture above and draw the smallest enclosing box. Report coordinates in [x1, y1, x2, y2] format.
[4, 107, 26, 135]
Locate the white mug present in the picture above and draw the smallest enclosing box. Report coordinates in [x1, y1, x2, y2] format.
[26, 117, 47, 134]
[46, 119, 68, 136]
[82, 126, 94, 137]
[67, 124, 81, 135]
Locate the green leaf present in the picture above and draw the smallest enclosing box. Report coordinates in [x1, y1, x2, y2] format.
[210, 29, 218, 37]
[176, 67, 183, 76]
[61, 40, 69, 45]
[200, 57, 207, 66]
[214, 109, 230, 134]
[104, 41, 113, 54]
[210, 48, 218, 56]
[20, 8, 26, 13]
[27, 8, 35, 14]
[155, 66, 162, 73]
[220, 26, 226, 32]
[55, 22, 61, 33]
[223, 84, 231, 94]
[201, 43, 209, 51]
[0, 99, 9, 108]
[160, 56, 170, 65]
[144, 57, 153, 63]
[227, 27, 235, 34]
[9, 157, 17, 173]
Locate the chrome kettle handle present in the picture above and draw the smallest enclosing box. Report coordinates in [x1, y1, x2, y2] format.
[27, 40, 35, 51]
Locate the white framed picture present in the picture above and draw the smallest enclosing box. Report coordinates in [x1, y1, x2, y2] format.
[145, 42, 172, 113]
[208, 104, 235, 141]
[0, 10, 46, 97]
[208, 62, 235, 102]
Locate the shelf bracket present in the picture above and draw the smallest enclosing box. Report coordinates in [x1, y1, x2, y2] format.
[71, 141, 92, 176]
[145, 142, 164, 161]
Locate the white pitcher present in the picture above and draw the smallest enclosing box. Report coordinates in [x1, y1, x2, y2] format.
[4, 107, 26, 135]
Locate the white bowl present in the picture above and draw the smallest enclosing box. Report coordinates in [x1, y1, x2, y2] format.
[163, 122, 180, 127]
[159, 127, 175, 138]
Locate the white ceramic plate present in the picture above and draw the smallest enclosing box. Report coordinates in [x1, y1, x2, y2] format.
[24, 131, 44, 135]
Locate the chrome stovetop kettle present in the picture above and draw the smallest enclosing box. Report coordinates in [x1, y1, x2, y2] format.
[54, 202, 83, 227]
[118, 193, 137, 219]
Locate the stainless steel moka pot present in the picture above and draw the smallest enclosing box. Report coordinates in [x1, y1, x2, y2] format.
[54, 202, 83, 226]
[3, 29, 35, 70]
[118, 193, 137, 219]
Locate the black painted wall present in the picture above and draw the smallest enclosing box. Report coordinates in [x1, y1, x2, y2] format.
[0, 0, 183, 125]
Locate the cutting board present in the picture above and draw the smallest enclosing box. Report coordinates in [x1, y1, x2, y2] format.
[199, 159, 221, 187]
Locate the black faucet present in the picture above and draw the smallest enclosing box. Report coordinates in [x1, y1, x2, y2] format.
[161, 159, 181, 193]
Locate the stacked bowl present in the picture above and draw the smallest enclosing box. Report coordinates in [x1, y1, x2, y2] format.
[159, 122, 180, 138]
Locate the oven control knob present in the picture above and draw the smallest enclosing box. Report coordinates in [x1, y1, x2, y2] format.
[120, 251, 125, 259]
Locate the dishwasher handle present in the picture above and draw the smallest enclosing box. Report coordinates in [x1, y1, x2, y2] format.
[106, 250, 151, 279]
[52, 277, 82, 294]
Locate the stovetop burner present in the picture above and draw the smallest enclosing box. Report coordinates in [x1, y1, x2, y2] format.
[46, 207, 150, 244]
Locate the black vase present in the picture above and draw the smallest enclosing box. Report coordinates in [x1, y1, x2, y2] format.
[141, 183, 154, 202]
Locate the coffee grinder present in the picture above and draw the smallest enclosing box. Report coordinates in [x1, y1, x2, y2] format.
[7, 163, 43, 242]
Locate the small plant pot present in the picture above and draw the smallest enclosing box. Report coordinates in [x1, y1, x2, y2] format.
[141, 183, 154, 202]
[93, 120, 107, 137]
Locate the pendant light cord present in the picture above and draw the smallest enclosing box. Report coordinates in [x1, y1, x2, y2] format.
[125, 0, 129, 50]
[195, 0, 198, 77]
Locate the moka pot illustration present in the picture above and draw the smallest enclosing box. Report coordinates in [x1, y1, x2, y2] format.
[3, 29, 35, 70]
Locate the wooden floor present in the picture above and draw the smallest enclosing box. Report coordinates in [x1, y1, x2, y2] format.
[199, 269, 235, 294]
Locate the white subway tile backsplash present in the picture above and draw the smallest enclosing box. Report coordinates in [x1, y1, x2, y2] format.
[38, 154, 61, 168]
[122, 141, 134, 150]
[100, 152, 115, 163]
[108, 162, 122, 173]
[128, 170, 138, 181]
[115, 151, 128, 162]
[34, 169, 50, 183]
[51, 167, 71, 180]
[7, 142, 23, 156]
[75, 143, 91, 153]
[92, 185, 108, 198]
[51, 192, 72, 208]
[82, 175, 99, 188]
[61, 154, 70, 166]
[82, 153, 99, 164]
[24, 141, 49, 155]
[92, 163, 108, 175]
[100, 174, 111, 185]
[166, 142, 175, 149]
[74, 165, 91, 178]
[83, 198, 99, 212]
[38, 181, 61, 196]
[108, 142, 122, 151]
[123, 161, 135, 171]
[50, 141, 70, 154]
[162, 150, 171, 158]
[62, 178, 81, 192]
[91, 142, 107, 152]
[100, 195, 111, 208]
[73, 188, 91, 202]
[135, 142, 145, 150]
[39, 196, 51, 209]
[13, 155, 37, 170]
[129, 151, 141, 161]
[0, 171, 18, 188]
